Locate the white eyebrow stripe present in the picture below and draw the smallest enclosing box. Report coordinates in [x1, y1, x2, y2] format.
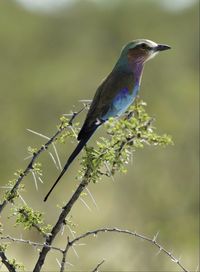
[137, 39, 158, 48]
[145, 40, 158, 47]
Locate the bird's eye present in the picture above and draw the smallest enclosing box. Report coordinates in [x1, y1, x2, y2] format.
[140, 43, 151, 50]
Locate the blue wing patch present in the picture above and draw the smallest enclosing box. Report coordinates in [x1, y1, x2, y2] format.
[101, 85, 139, 121]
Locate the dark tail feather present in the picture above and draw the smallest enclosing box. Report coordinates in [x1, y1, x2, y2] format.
[44, 126, 98, 202]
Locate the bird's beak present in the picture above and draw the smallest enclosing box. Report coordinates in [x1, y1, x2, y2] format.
[155, 44, 171, 52]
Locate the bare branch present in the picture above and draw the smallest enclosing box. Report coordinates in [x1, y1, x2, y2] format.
[0, 235, 63, 254]
[91, 259, 105, 272]
[0, 227, 190, 272]
[68, 227, 189, 272]
[60, 236, 70, 272]
[0, 251, 16, 272]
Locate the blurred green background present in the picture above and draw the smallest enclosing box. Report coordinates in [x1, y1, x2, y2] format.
[0, 0, 199, 271]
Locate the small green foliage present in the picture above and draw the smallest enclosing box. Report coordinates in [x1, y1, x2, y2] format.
[3, 179, 25, 202]
[9, 259, 24, 270]
[3, 190, 18, 202]
[14, 206, 43, 229]
[27, 146, 38, 155]
[59, 115, 69, 129]
[77, 100, 173, 182]
[40, 224, 52, 235]
[32, 162, 42, 176]
[14, 169, 24, 178]
[65, 215, 77, 229]
[3, 169, 25, 203]
[58, 130, 74, 144]
[0, 245, 23, 270]
[0, 243, 7, 252]
[12, 206, 51, 236]
[58, 121, 80, 144]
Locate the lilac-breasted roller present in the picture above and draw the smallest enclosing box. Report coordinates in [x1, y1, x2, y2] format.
[44, 39, 171, 201]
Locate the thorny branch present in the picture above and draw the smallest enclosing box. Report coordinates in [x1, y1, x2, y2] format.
[0, 105, 88, 215]
[91, 260, 105, 272]
[0, 228, 189, 272]
[60, 237, 70, 272]
[33, 167, 91, 272]
[18, 209, 48, 238]
[0, 101, 189, 271]
[0, 251, 16, 272]
[63, 227, 189, 272]
[0, 235, 63, 254]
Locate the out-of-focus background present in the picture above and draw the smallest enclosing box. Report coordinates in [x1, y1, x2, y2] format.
[0, 0, 199, 271]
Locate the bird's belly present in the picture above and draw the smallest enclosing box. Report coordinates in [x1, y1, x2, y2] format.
[102, 86, 139, 120]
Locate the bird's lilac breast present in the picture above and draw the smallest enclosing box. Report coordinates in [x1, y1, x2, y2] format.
[101, 84, 140, 120]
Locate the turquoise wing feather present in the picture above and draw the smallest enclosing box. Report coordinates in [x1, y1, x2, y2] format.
[78, 70, 136, 140]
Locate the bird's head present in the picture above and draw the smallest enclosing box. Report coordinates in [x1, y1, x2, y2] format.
[119, 39, 171, 66]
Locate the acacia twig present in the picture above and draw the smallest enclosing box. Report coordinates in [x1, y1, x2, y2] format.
[0, 251, 16, 272]
[60, 236, 70, 272]
[0, 106, 87, 215]
[64, 227, 189, 272]
[91, 259, 105, 272]
[32, 107, 175, 272]
[0, 227, 190, 272]
[17, 209, 48, 238]
[1, 103, 181, 272]
[33, 168, 91, 272]
[0, 235, 63, 254]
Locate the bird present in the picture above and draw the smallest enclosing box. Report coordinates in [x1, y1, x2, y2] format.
[44, 39, 171, 201]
